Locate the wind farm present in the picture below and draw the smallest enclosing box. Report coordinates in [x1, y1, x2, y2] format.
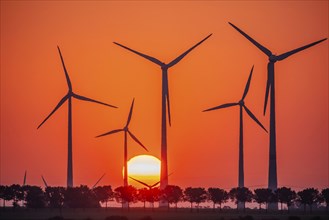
[228, 22, 327, 209]
[1, 1, 328, 219]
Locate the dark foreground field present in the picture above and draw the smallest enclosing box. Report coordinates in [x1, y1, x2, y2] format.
[0, 208, 328, 220]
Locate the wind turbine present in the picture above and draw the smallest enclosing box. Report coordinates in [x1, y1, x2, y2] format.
[92, 173, 106, 189]
[114, 34, 212, 194]
[129, 172, 173, 189]
[228, 22, 327, 209]
[41, 175, 48, 188]
[23, 170, 27, 186]
[129, 176, 160, 190]
[203, 66, 267, 209]
[38, 46, 117, 188]
[96, 99, 148, 187]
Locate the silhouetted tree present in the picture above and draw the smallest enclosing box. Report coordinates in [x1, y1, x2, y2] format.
[321, 188, 329, 212]
[2, 185, 14, 208]
[253, 188, 273, 212]
[297, 188, 320, 213]
[64, 185, 99, 209]
[137, 188, 148, 209]
[25, 186, 46, 208]
[161, 185, 183, 211]
[136, 187, 159, 210]
[93, 185, 113, 208]
[207, 188, 228, 211]
[229, 187, 253, 212]
[275, 187, 296, 212]
[147, 187, 160, 210]
[9, 184, 25, 208]
[114, 185, 137, 210]
[45, 187, 65, 209]
[0, 185, 6, 208]
[184, 187, 207, 212]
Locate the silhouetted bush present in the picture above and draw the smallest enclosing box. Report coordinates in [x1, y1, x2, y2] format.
[25, 186, 46, 208]
[288, 216, 301, 220]
[64, 185, 99, 208]
[104, 216, 128, 220]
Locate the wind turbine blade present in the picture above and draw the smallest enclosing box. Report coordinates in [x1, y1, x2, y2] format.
[228, 22, 272, 57]
[203, 103, 238, 112]
[41, 175, 48, 188]
[23, 170, 27, 186]
[150, 181, 160, 188]
[152, 172, 172, 188]
[263, 62, 273, 115]
[243, 105, 268, 132]
[277, 38, 327, 61]
[92, 173, 106, 189]
[95, 129, 123, 138]
[37, 94, 70, 129]
[72, 93, 117, 108]
[127, 130, 148, 152]
[165, 74, 171, 126]
[126, 98, 135, 127]
[57, 46, 72, 90]
[167, 34, 212, 68]
[129, 176, 151, 188]
[241, 65, 254, 100]
[113, 42, 163, 66]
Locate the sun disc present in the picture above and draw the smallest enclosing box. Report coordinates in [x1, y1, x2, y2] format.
[127, 155, 161, 187]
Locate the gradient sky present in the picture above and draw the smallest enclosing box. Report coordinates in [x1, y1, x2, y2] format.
[1, 1, 328, 190]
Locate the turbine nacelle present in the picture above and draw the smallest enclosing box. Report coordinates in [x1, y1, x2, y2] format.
[269, 55, 277, 63]
[238, 100, 245, 106]
[161, 64, 168, 70]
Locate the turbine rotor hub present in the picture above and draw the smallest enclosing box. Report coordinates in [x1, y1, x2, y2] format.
[269, 55, 277, 62]
[161, 64, 167, 70]
[239, 100, 244, 106]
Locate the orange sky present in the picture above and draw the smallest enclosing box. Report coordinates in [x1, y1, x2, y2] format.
[1, 1, 328, 190]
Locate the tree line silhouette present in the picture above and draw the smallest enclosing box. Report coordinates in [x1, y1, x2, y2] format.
[0, 184, 328, 213]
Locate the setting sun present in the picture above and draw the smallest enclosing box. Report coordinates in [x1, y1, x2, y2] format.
[127, 155, 160, 187]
